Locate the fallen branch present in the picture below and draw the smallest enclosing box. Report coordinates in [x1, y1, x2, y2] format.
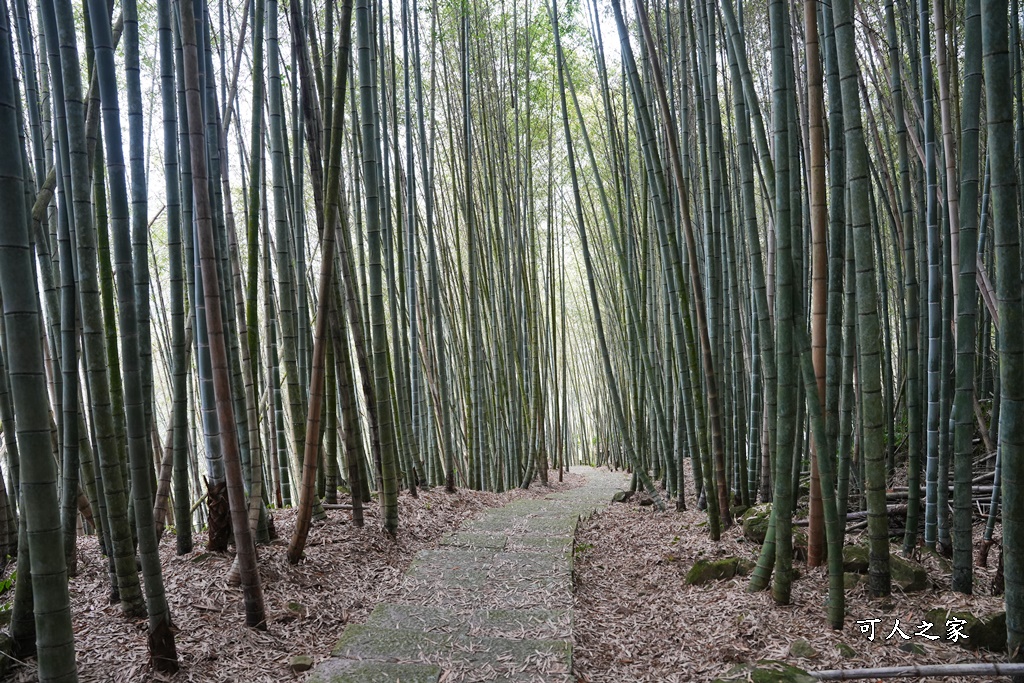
[812, 662, 1024, 680]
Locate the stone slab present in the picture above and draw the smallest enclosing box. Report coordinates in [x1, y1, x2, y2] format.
[439, 531, 508, 550]
[307, 659, 442, 683]
[365, 603, 571, 640]
[309, 467, 630, 682]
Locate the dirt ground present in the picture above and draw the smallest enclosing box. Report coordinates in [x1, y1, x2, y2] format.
[572, 485, 1011, 683]
[3, 470, 584, 683]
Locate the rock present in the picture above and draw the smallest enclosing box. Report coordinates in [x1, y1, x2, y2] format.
[730, 504, 750, 519]
[835, 642, 857, 659]
[919, 546, 953, 574]
[889, 554, 929, 592]
[287, 601, 308, 618]
[923, 609, 1006, 652]
[841, 545, 869, 573]
[611, 490, 633, 503]
[738, 505, 808, 551]
[685, 557, 756, 585]
[289, 655, 314, 673]
[788, 639, 818, 659]
[970, 612, 1007, 652]
[638, 495, 654, 506]
[843, 572, 862, 589]
[841, 545, 928, 591]
[741, 504, 773, 544]
[711, 660, 817, 683]
[924, 609, 973, 642]
[899, 642, 926, 655]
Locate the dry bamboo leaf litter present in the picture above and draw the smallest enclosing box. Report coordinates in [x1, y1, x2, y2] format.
[3, 472, 583, 683]
[573, 491, 1011, 683]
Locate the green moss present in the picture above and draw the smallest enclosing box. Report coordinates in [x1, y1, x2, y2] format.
[899, 642, 926, 655]
[788, 638, 818, 659]
[971, 612, 1007, 652]
[685, 557, 756, 585]
[840, 545, 928, 591]
[924, 608, 1006, 652]
[889, 554, 929, 592]
[835, 642, 857, 659]
[841, 545, 869, 573]
[712, 660, 816, 683]
[290, 655, 315, 673]
[741, 504, 772, 544]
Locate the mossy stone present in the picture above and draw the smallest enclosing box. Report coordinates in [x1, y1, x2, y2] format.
[685, 557, 756, 585]
[290, 655, 315, 673]
[788, 639, 818, 660]
[712, 660, 816, 683]
[919, 546, 953, 573]
[970, 612, 1007, 652]
[841, 545, 869, 573]
[924, 608, 1006, 652]
[924, 609, 975, 643]
[843, 572, 863, 589]
[889, 554, 929, 592]
[611, 490, 632, 503]
[741, 504, 772, 544]
[835, 643, 857, 659]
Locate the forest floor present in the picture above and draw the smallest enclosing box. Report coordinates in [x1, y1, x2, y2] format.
[572, 482, 1011, 682]
[3, 470, 585, 683]
[1, 469, 1012, 682]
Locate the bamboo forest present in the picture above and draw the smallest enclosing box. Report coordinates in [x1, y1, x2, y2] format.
[3, 0, 1024, 676]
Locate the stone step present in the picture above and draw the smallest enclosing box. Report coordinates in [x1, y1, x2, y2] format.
[408, 548, 569, 578]
[366, 603, 572, 640]
[400, 573, 572, 611]
[328, 624, 572, 681]
[307, 659, 442, 683]
[306, 466, 630, 682]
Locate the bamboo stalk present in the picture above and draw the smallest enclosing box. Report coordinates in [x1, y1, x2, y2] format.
[812, 663, 1024, 680]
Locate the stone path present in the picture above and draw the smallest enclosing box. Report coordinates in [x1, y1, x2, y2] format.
[308, 467, 628, 683]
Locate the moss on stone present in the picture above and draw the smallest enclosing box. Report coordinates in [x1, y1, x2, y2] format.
[741, 504, 772, 544]
[835, 642, 857, 659]
[841, 545, 869, 573]
[685, 557, 756, 585]
[712, 660, 816, 683]
[899, 642, 926, 655]
[889, 554, 929, 592]
[924, 608, 1006, 652]
[289, 655, 315, 673]
[788, 638, 818, 659]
